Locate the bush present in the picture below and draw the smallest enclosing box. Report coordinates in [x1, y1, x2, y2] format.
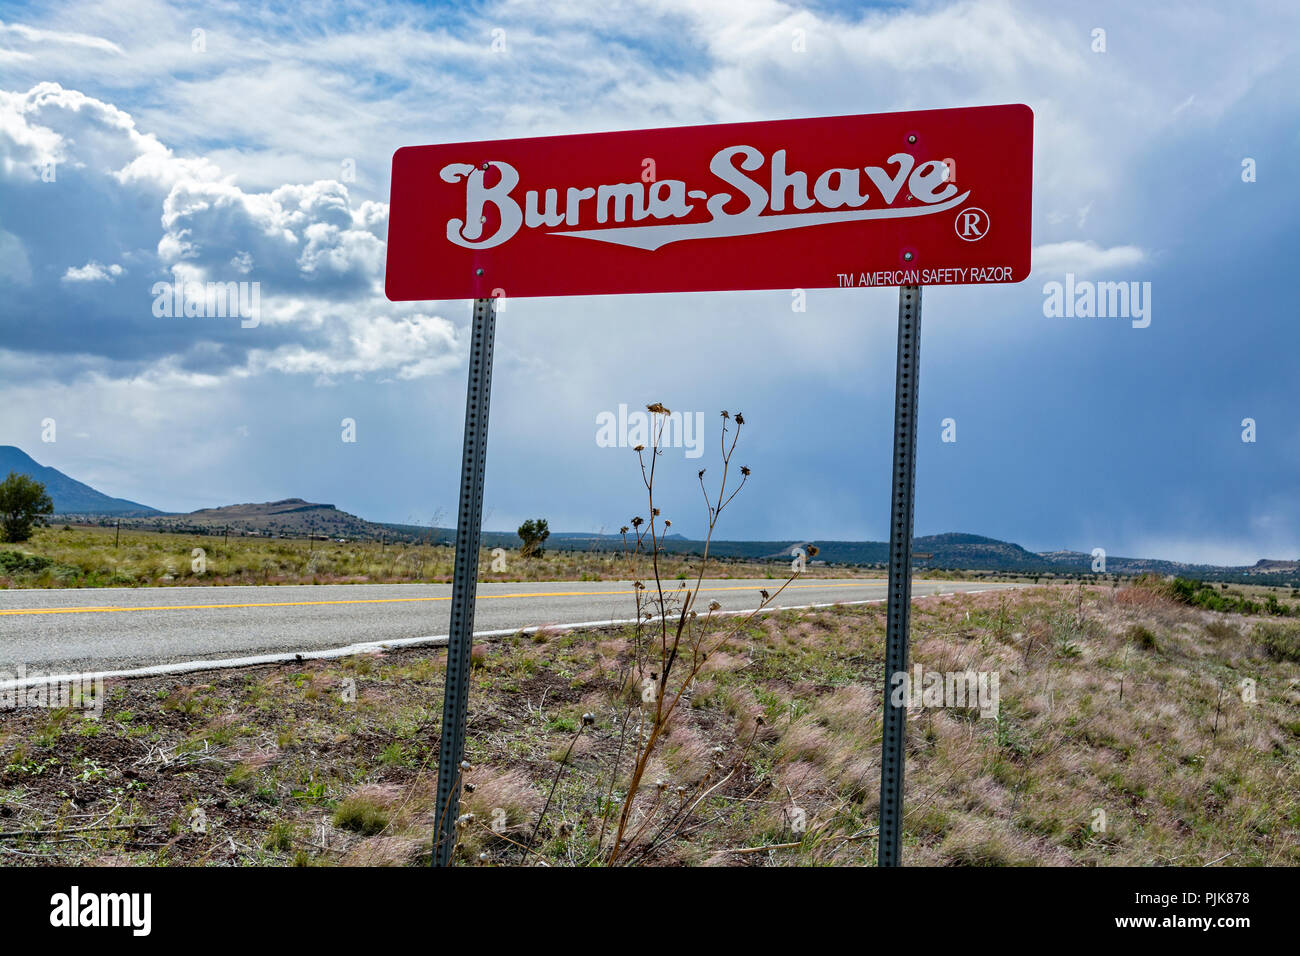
[1254, 620, 1300, 663]
[0, 549, 53, 575]
[332, 795, 390, 835]
[1203, 620, 1239, 642]
[1167, 577, 1269, 616]
[1126, 624, 1159, 651]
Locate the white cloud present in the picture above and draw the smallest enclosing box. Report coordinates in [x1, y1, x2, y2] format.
[246, 312, 462, 382]
[0, 81, 451, 385]
[62, 260, 123, 282]
[1031, 240, 1147, 277]
[157, 178, 385, 295]
[0, 20, 125, 56]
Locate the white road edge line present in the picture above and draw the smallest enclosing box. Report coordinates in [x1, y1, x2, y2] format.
[0, 587, 1007, 691]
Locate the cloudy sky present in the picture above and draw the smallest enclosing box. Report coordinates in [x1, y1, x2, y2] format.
[1, 0, 1296, 564]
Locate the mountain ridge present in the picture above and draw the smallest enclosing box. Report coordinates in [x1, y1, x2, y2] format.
[5, 446, 1295, 585]
[0, 446, 159, 516]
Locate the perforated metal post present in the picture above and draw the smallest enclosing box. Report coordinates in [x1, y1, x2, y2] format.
[878, 284, 922, 867]
[432, 296, 497, 867]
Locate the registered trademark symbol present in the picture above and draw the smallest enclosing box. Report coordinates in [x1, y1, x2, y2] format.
[954, 207, 989, 241]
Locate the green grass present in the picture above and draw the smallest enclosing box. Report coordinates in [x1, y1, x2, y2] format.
[332, 795, 390, 836]
[0, 524, 878, 588]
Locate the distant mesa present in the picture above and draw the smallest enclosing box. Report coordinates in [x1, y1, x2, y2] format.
[1252, 558, 1300, 572]
[149, 498, 377, 538]
[187, 498, 340, 518]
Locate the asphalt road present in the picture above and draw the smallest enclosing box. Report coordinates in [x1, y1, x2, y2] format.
[0, 577, 1023, 675]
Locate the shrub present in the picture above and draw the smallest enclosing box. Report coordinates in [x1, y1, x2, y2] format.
[1167, 577, 1268, 616]
[1254, 620, 1300, 663]
[1126, 624, 1159, 651]
[0, 550, 53, 575]
[333, 795, 390, 835]
[517, 518, 550, 557]
[1203, 620, 1239, 642]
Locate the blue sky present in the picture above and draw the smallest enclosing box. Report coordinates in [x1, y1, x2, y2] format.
[0, 0, 1296, 564]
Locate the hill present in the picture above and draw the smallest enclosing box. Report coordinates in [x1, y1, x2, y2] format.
[0, 445, 159, 516]
[103, 498, 382, 539]
[13, 443, 1293, 586]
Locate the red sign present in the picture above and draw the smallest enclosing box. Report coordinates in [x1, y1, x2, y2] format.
[385, 104, 1032, 301]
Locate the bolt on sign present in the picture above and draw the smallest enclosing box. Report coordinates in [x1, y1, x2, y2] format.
[386, 104, 1032, 867]
[385, 104, 1032, 299]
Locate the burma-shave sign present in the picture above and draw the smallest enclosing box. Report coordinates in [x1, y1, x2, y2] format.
[385, 104, 1032, 301]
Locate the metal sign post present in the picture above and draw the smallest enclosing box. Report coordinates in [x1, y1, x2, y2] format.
[432, 296, 497, 867]
[878, 284, 921, 867]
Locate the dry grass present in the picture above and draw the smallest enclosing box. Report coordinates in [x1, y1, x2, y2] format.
[0, 524, 874, 588]
[0, 583, 1295, 866]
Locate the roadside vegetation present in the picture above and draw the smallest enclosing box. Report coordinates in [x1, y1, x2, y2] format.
[1164, 575, 1299, 617]
[0, 406, 1294, 866]
[0, 581, 1294, 866]
[0, 472, 53, 543]
[0, 524, 871, 589]
[516, 518, 550, 558]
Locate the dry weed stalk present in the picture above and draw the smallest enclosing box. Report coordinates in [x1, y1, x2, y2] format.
[594, 406, 800, 865]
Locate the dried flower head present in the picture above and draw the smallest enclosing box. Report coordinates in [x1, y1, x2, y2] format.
[808, 544, 819, 557]
[647, 402, 670, 415]
[633, 443, 645, 452]
[735, 412, 745, 425]
[740, 466, 751, 477]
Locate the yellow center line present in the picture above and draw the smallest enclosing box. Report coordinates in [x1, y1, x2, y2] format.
[0, 580, 889, 617]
